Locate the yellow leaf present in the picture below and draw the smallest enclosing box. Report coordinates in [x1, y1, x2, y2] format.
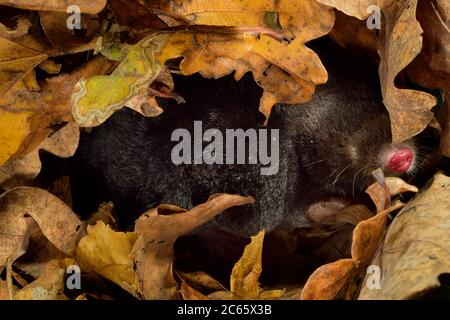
[0, 110, 33, 166]
[76, 221, 140, 297]
[230, 230, 265, 299]
[72, 35, 168, 127]
[0, 122, 79, 189]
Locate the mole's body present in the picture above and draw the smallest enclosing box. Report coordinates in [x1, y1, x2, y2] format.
[73, 40, 416, 236]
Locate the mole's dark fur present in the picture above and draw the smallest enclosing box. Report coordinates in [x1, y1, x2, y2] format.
[73, 39, 411, 236]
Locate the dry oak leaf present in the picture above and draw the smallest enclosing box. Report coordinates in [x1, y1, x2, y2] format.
[301, 202, 404, 300]
[0, 122, 80, 189]
[147, 0, 335, 42]
[0, 187, 85, 273]
[0, 56, 115, 166]
[366, 177, 418, 212]
[0, 0, 107, 14]
[72, 31, 328, 126]
[76, 221, 140, 297]
[0, 36, 47, 97]
[301, 259, 355, 300]
[359, 173, 450, 299]
[351, 202, 404, 265]
[131, 194, 254, 300]
[74, 0, 335, 125]
[379, 0, 437, 143]
[157, 31, 328, 120]
[148, 0, 336, 118]
[0, 35, 46, 164]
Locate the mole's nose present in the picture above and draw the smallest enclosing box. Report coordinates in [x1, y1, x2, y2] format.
[385, 147, 414, 173]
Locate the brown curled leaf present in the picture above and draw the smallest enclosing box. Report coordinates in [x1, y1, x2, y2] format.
[378, 0, 436, 143]
[300, 259, 356, 300]
[0, 187, 85, 273]
[131, 194, 254, 300]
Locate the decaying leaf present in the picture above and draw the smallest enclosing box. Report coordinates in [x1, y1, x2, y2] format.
[301, 259, 355, 300]
[131, 194, 254, 299]
[0, 187, 85, 273]
[72, 34, 166, 127]
[378, 0, 437, 143]
[359, 173, 450, 299]
[301, 202, 404, 299]
[351, 202, 405, 265]
[366, 177, 418, 212]
[0, 36, 46, 165]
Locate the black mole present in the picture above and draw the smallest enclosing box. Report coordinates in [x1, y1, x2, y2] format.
[73, 39, 417, 236]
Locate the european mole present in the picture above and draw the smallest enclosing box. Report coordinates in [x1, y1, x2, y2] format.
[73, 39, 418, 236]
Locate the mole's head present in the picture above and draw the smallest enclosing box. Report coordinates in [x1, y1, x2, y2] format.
[301, 106, 418, 198]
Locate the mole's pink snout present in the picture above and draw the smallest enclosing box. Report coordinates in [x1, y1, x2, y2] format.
[385, 147, 414, 173]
